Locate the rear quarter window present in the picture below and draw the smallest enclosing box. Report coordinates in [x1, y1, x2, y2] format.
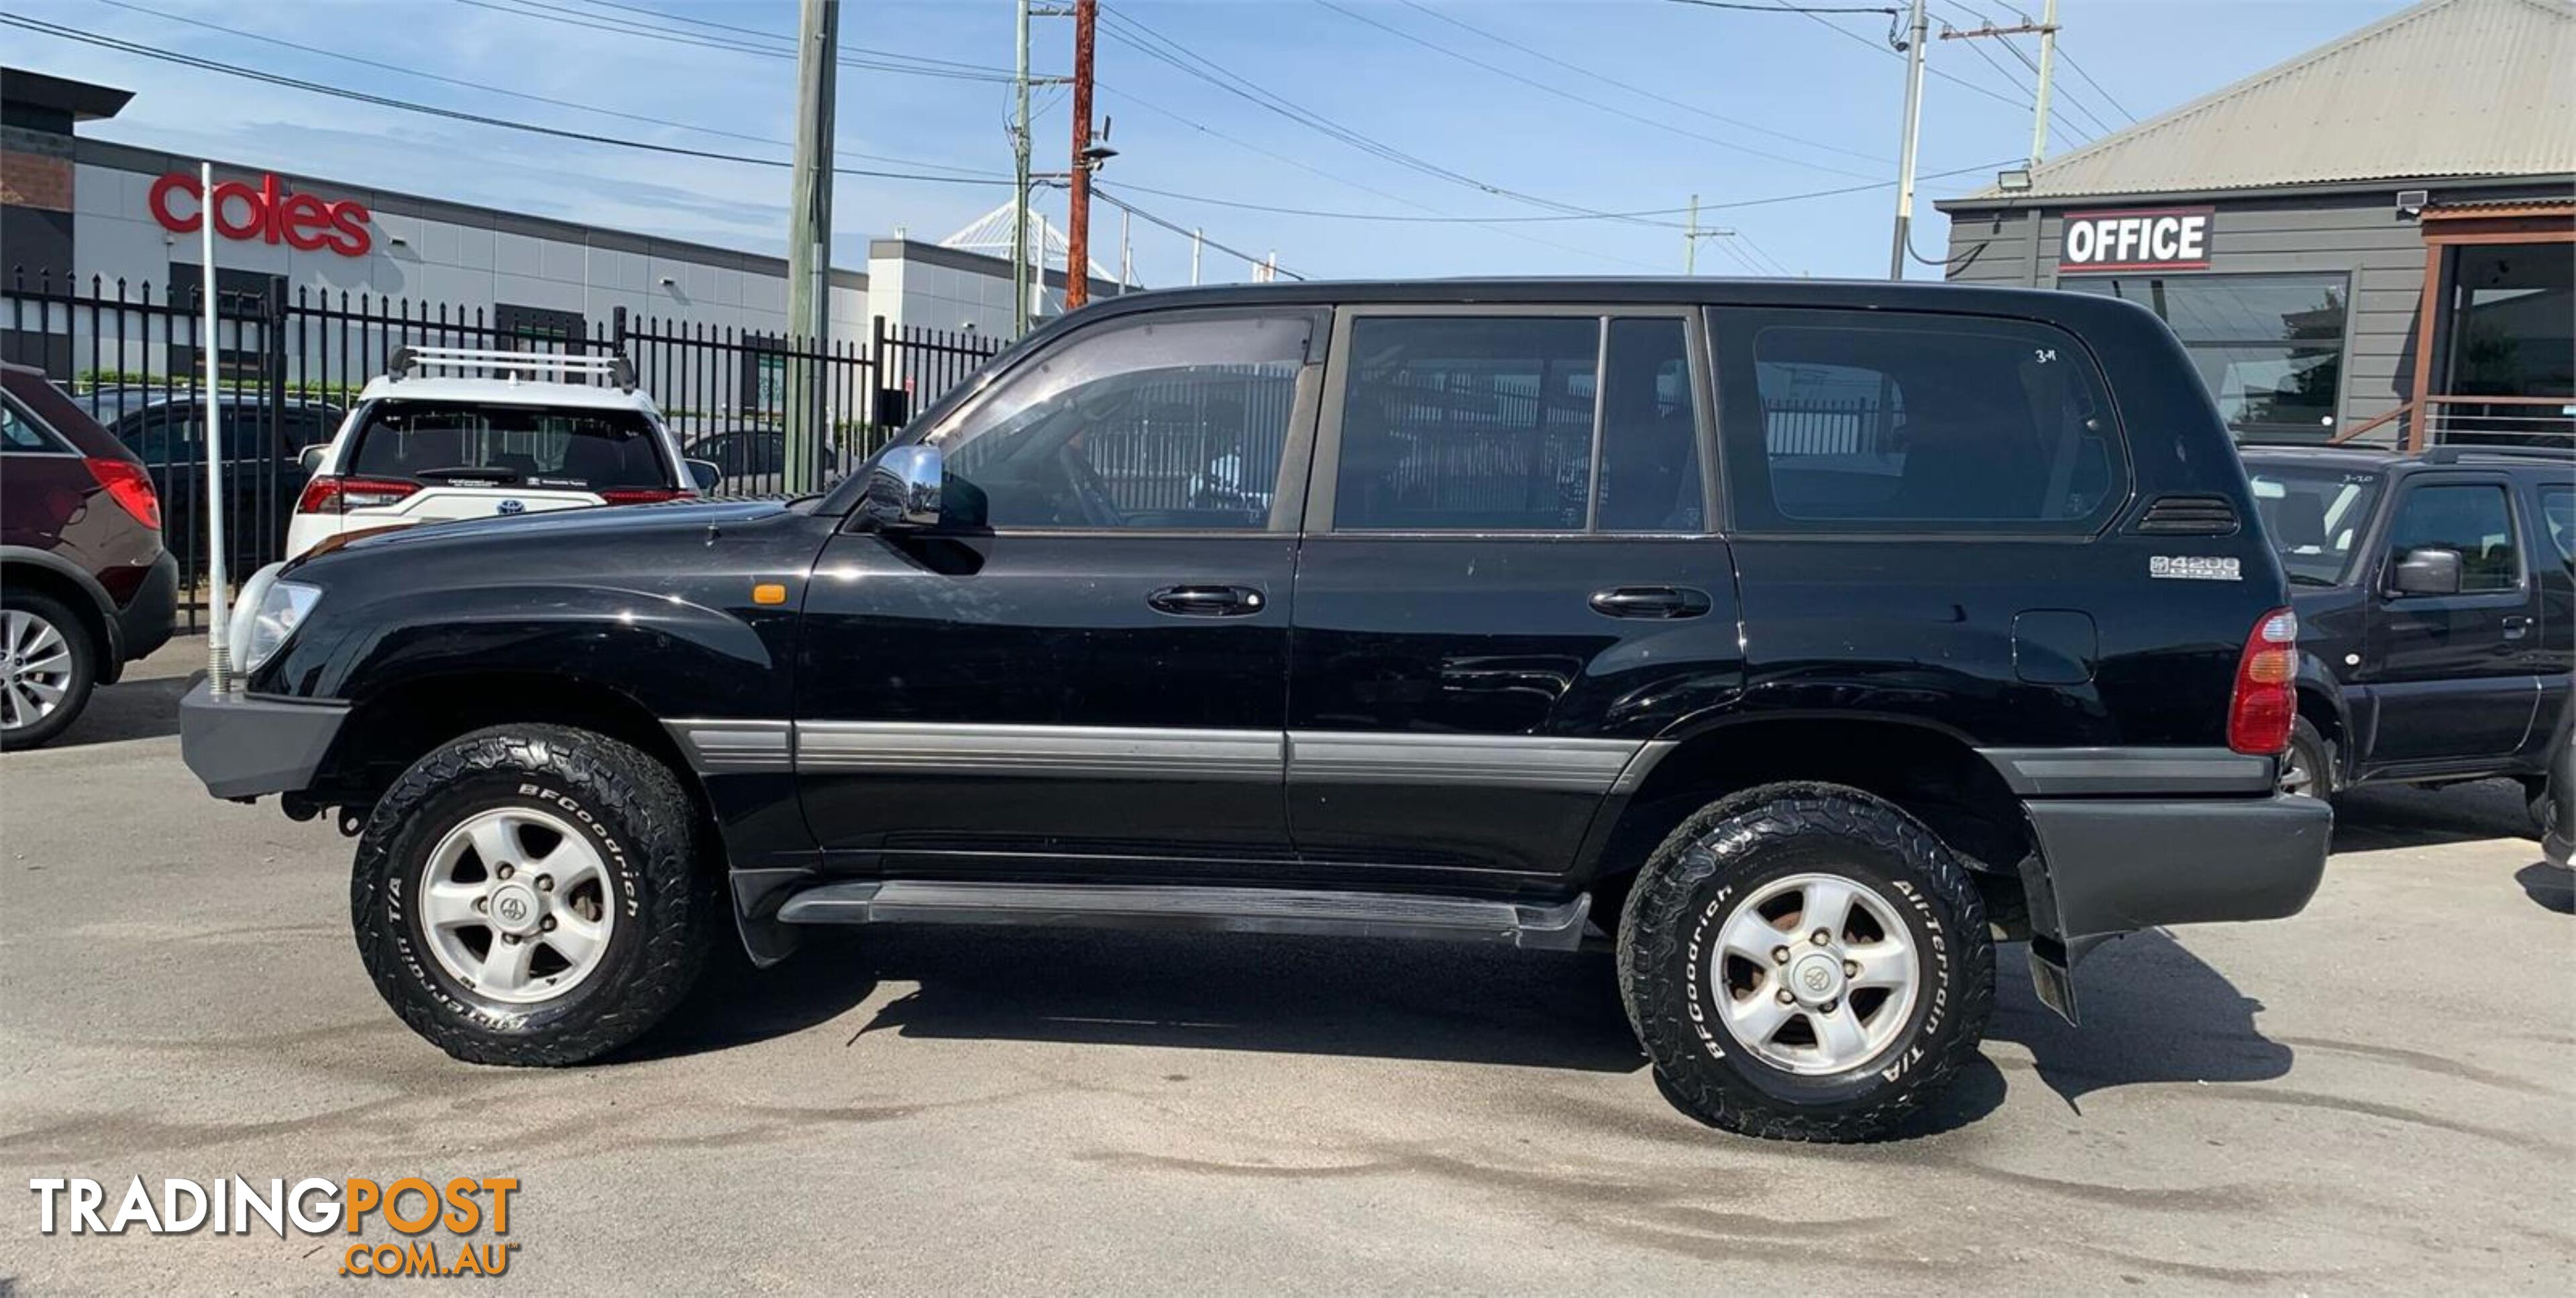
[1710, 307, 2127, 534]
[347, 400, 671, 489]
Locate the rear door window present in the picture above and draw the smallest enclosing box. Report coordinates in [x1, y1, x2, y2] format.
[1711, 308, 2125, 533]
[1325, 313, 1707, 533]
[345, 400, 672, 490]
[2537, 484, 2574, 568]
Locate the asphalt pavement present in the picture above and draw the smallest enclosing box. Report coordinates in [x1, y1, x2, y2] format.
[2, 644, 2570, 1295]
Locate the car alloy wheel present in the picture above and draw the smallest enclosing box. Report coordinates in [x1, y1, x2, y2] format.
[0, 608, 75, 733]
[1706, 871, 1922, 1075]
[417, 806, 618, 1005]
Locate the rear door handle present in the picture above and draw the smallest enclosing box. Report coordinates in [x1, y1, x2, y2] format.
[2503, 614, 2531, 641]
[1589, 586, 1712, 619]
[1148, 584, 1267, 617]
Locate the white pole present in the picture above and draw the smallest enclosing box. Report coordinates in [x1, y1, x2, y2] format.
[1887, 0, 1929, 280]
[199, 160, 232, 694]
[2029, 0, 2060, 166]
[1190, 228, 1203, 286]
[1119, 207, 1132, 290]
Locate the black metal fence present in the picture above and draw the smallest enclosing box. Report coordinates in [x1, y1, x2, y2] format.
[3, 272, 1006, 627]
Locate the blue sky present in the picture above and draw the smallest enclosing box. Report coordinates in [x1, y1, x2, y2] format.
[11, 0, 2414, 285]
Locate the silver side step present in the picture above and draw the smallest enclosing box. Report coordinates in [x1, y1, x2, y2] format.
[774, 880, 1592, 951]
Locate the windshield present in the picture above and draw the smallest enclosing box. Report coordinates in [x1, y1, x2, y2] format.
[347, 400, 670, 489]
[2247, 463, 2384, 587]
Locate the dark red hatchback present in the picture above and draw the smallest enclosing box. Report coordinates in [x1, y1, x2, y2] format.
[1, 361, 179, 747]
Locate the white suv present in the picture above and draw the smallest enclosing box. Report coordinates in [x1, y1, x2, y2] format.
[286, 346, 712, 560]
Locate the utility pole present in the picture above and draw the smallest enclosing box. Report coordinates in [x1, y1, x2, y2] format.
[1118, 205, 1132, 290]
[1063, 0, 1097, 311]
[1939, 5, 2062, 168]
[1011, 0, 1032, 334]
[1191, 228, 1202, 285]
[784, 0, 837, 492]
[2029, 0, 2060, 166]
[1886, 0, 1929, 280]
[1680, 195, 1738, 274]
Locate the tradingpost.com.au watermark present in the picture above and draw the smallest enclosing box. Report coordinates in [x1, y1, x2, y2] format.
[29, 1176, 521, 1278]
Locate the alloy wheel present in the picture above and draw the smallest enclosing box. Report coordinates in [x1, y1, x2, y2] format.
[418, 807, 617, 1005]
[1708, 871, 1922, 1075]
[0, 609, 74, 733]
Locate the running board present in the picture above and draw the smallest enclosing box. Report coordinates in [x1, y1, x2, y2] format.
[774, 880, 1592, 951]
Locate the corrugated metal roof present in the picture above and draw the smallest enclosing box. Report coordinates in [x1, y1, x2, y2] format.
[1951, 0, 2576, 203]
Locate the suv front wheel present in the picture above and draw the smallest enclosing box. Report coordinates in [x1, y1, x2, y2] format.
[1617, 783, 1994, 1142]
[352, 724, 714, 1065]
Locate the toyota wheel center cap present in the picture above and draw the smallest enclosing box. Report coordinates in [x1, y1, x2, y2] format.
[489, 883, 542, 936]
[1790, 952, 1843, 1006]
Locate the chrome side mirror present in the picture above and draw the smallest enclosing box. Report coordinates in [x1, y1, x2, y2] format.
[859, 444, 941, 529]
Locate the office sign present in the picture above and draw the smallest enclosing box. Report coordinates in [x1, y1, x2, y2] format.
[2059, 207, 2212, 273]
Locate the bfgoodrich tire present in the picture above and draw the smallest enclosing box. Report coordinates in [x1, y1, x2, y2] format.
[1617, 782, 1994, 1142]
[352, 725, 714, 1065]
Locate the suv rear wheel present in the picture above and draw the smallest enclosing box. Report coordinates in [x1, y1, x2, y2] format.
[0, 590, 95, 751]
[352, 724, 713, 1065]
[1617, 782, 1994, 1142]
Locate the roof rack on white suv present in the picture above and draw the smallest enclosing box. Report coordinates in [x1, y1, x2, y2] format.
[388, 345, 638, 392]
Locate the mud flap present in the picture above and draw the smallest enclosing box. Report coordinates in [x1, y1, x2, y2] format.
[2027, 934, 2079, 1024]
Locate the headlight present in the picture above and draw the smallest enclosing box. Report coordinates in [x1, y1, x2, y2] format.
[236, 577, 322, 674]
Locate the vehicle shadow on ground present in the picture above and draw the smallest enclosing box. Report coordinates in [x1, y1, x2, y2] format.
[1980, 932, 2292, 1114]
[645, 918, 2294, 1132]
[24, 672, 190, 750]
[714, 924, 1651, 1073]
[2330, 779, 2535, 853]
[2516, 861, 2574, 914]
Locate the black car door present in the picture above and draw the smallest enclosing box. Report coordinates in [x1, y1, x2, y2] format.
[2361, 474, 2540, 764]
[1285, 307, 1741, 887]
[796, 307, 1324, 873]
[2520, 473, 2573, 755]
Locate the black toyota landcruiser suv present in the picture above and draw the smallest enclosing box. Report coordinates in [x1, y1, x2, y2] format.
[181, 279, 2330, 1141]
[2236, 443, 2572, 832]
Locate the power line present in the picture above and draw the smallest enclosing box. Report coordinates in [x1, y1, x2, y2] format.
[560, 0, 1025, 77]
[3, 14, 1020, 188]
[87, 0, 1009, 178]
[2055, 46, 2138, 124]
[1664, 1, 1897, 13]
[1093, 160, 2012, 225]
[449, 0, 1028, 83]
[1093, 3, 1674, 270]
[1395, 0, 1887, 165]
[1093, 186, 1303, 280]
[1684, 0, 2034, 114]
[1311, 0, 1882, 180]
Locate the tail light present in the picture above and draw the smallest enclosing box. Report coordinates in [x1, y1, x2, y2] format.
[597, 488, 687, 505]
[2228, 607, 2298, 755]
[297, 476, 419, 515]
[85, 458, 160, 531]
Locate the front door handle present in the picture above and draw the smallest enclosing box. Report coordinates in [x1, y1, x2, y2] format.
[2503, 614, 2531, 641]
[1148, 584, 1267, 617]
[1589, 586, 1712, 619]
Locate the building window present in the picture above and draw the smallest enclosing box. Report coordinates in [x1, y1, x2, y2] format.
[2445, 242, 2574, 420]
[2065, 272, 2349, 443]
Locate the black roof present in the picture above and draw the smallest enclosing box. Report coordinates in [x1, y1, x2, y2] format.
[1071, 276, 2112, 317]
[1, 68, 134, 122]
